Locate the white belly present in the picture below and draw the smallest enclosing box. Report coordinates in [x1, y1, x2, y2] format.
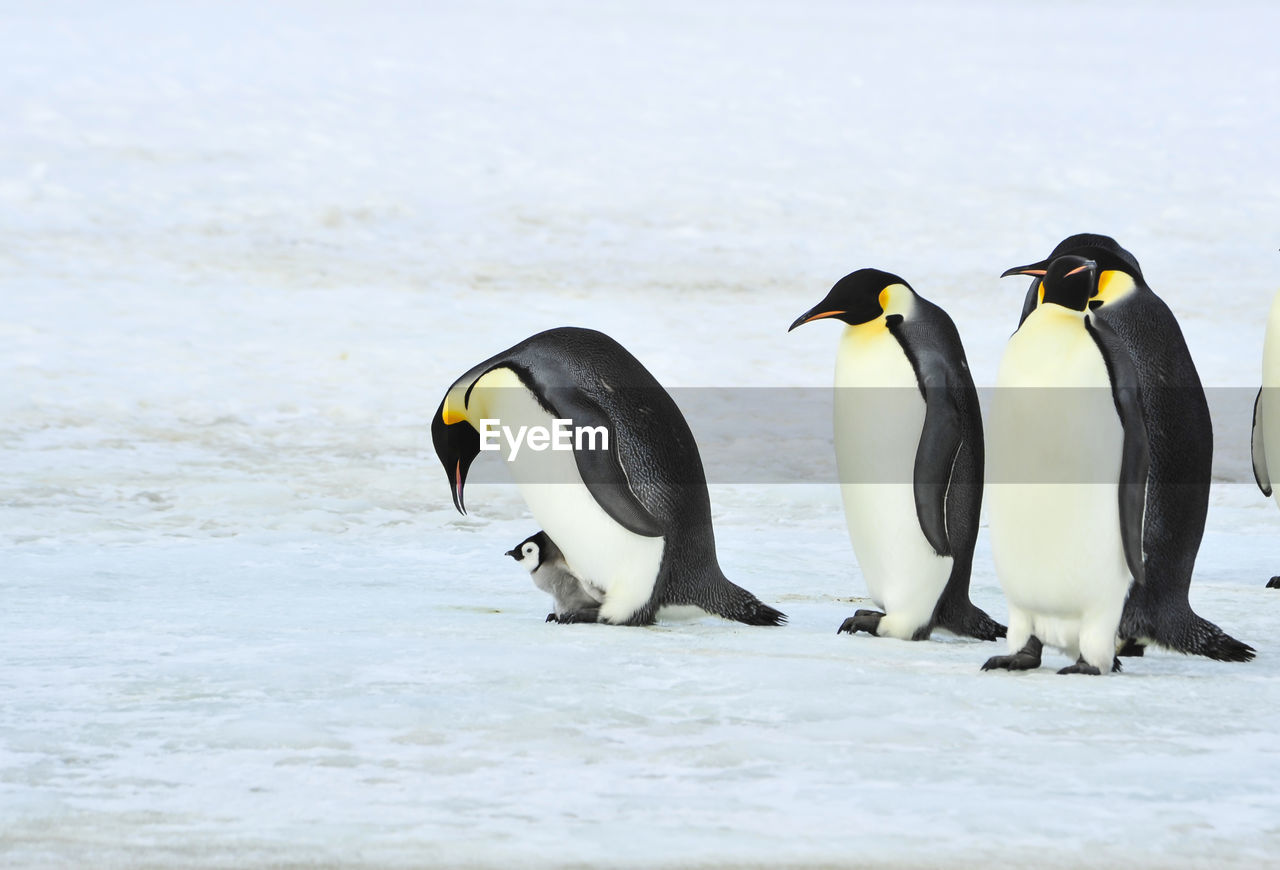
[987, 306, 1132, 663]
[833, 323, 952, 639]
[1263, 290, 1280, 509]
[470, 369, 666, 624]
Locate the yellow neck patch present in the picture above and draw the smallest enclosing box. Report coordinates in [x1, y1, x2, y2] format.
[441, 366, 522, 425]
[466, 367, 523, 420]
[880, 283, 911, 317]
[441, 401, 468, 425]
[1094, 270, 1136, 306]
[850, 283, 913, 337]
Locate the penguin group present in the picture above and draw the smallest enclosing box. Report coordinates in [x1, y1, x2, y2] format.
[434, 232, 1266, 675]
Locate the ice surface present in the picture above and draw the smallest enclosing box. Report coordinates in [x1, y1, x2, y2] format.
[4, 1, 1280, 867]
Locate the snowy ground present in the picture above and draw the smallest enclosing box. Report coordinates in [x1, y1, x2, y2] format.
[4, 1, 1280, 867]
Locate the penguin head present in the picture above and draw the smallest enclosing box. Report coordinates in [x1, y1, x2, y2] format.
[789, 268, 914, 331]
[1046, 233, 1143, 282]
[433, 387, 483, 514]
[1001, 233, 1144, 308]
[505, 531, 557, 571]
[1032, 255, 1098, 311]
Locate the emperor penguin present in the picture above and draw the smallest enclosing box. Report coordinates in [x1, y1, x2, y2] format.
[433, 326, 786, 627]
[506, 531, 605, 622]
[1250, 289, 1280, 588]
[789, 269, 1005, 642]
[984, 255, 1149, 675]
[1004, 233, 1254, 662]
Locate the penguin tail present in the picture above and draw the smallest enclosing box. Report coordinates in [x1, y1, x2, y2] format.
[935, 601, 1007, 642]
[955, 607, 1007, 642]
[695, 573, 787, 626]
[1147, 614, 1256, 663]
[729, 595, 788, 627]
[1193, 623, 1256, 663]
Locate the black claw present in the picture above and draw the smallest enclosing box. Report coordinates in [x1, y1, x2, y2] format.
[1058, 657, 1103, 676]
[1268, 576, 1280, 589]
[553, 607, 600, 624]
[837, 610, 884, 636]
[981, 636, 1043, 672]
[545, 613, 557, 622]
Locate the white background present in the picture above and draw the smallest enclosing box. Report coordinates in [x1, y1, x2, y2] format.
[4, 1, 1280, 867]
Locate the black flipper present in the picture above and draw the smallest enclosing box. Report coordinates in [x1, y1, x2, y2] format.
[911, 352, 963, 558]
[1086, 315, 1150, 586]
[542, 386, 664, 538]
[1252, 387, 1271, 496]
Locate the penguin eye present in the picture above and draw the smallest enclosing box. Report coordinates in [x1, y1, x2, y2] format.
[524, 544, 535, 555]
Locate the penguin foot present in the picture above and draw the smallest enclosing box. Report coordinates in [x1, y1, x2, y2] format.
[1268, 576, 1280, 588]
[551, 607, 600, 624]
[981, 636, 1043, 672]
[1057, 657, 1103, 676]
[1117, 638, 1145, 657]
[837, 609, 884, 636]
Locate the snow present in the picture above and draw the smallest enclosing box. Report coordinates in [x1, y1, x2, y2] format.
[4, 1, 1280, 867]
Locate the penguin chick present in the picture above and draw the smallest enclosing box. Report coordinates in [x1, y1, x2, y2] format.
[506, 531, 604, 623]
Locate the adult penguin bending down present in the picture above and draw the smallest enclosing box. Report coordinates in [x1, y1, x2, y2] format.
[790, 269, 1004, 642]
[1003, 233, 1254, 661]
[433, 327, 786, 627]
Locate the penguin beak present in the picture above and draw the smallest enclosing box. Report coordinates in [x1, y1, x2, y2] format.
[788, 305, 846, 331]
[431, 397, 481, 515]
[1000, 261, 1049, 278]
[504, 548, 520, 559]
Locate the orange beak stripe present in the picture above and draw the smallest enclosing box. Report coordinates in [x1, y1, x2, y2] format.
[798, 310, 845, 325]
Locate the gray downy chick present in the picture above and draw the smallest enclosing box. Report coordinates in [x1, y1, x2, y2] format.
[506, 531, 604, 623]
